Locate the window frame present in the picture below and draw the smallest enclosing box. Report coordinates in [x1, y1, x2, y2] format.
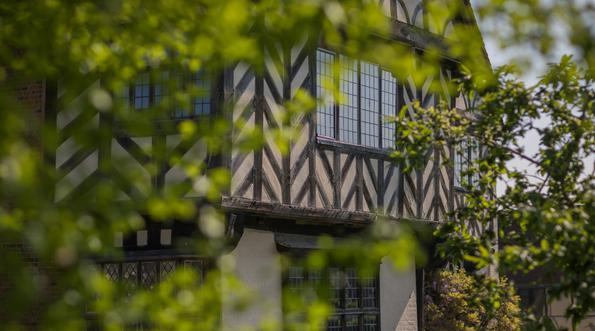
[315, 48, 399, 151]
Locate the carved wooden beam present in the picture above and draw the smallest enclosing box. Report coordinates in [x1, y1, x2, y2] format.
[391, 20, 450, 54]
[220, 196, 441, 227]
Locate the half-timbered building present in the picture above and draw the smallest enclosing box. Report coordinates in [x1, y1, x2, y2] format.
[44, 1, 488, 330]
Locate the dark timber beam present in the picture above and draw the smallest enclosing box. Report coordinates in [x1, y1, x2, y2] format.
[220, 196, 441, 227]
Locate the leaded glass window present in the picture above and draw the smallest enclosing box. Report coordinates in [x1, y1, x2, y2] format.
[454, 137, 480, 188]
[121, 70, 211, 119]
[99, 257, 205, 293]
[315, 48, 398, 150]
[284, 265, 380, 331]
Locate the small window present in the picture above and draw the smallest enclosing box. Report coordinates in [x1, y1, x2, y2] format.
[121, 70, 211, 119]
[454, 137, 480, 189]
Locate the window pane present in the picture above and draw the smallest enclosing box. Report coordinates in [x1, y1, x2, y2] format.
[329, 268, 343, 309]
[360, 61, 380, 148]
[288, 266, 305, 292]
[361, 274, 377, 308]
[345, 315, 360, 331]
[160, 260, 176, 280]
[363, 314, 379, 331]
[133, 73, 150, 110]
[119, 86, 130, 109]
[192, 71, 211, 116]
[381, 70, 397, 149]
[339, 56, 359, 144]
[454, 139, 467, 187]
[469, 138, 480, 186]
[327, 315, 342, 331]
[122, 262, 138, 296]
[140, 261, 158, 289]
[316, 49, 335, 138]
[344, 268, 359, 309]
[103, 263, 120, 282]
[184, 259, 205, 284]
[154, 71, 169, 105]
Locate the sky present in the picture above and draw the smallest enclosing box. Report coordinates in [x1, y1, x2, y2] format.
[472, 2, 595, 195]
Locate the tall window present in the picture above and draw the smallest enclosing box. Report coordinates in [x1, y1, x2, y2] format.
[315, 49, 398, 149]
[122, 70, 211, 119]
[454, 138, 480, 188]
[285, 266, 379, 331]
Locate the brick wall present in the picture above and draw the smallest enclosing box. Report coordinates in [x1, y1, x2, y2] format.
[0, 77, 47, 328]
[13, 80, 44, 120]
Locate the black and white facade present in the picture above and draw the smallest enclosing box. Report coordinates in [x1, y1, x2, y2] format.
[51, 1, 486, 330]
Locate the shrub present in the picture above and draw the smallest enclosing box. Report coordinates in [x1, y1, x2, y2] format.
[424, 268, 522, 331]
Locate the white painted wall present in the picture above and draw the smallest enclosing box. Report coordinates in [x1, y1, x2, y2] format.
[380, 257, 418, 331]
[221, 228, 282, 331]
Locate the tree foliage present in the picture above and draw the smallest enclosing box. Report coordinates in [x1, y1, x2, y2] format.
[0, 0, 593, 330]
[432, 58, 594, 329]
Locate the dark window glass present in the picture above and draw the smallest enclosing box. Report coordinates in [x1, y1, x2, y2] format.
[316, 49, 336, 138]
[133, 73, 150, 110]
[191, 71, 211, 116]
[363, 314, 379, 331]
[327, 316, 342, 331]
[344, 268, 359, 309]
[361, 274, 378, 308]
[123, 70, 211, 119]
